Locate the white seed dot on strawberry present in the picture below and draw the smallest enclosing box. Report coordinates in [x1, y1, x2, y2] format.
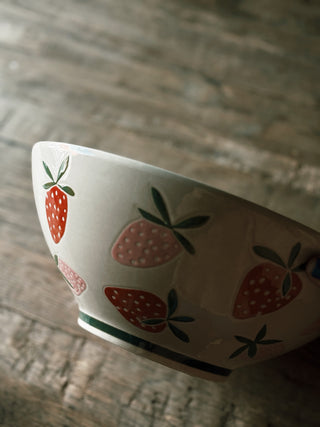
[243, 310, 248, 315]
[275, 275, 279, 280]
[139, 258, 146, 264]
[124, 237, 130, 243]
[56, 215, 59, 220]
[116, 306, 120, 309]
[154, 312, 160, 316]
[127, 249, 133, 254]
[53, 224, 55, 229]
[276, 303, 281, 308]
[259, 277, 266, 284]
[112, 295, 116, 300]
[139, 232, 144, 237]
[146, 303, 151, 307]
[51, 192, 54, 198]
[58, 225, 61, 230]
[130, 227, 135, 233]
[58, 232, 61, 238]
[264, 290, 270, 296]
[148, 239, 153, 245]
[130, 318, 134, 322]
[63, 195, 66, 200]
[62, 217, 65, 221]
[52, 213, 55, 218]
[49, 202, 52, 207]
[122, 299, 127, 303]
[162, 232, 168, 238]
[243, 290, 249, 295]
[254, 288, 261, 293]
[293, 286, 297, 290]
[113, 290, 118, 294]
[236, 304, 242, 308]
[50, 226, 52, 231]
[151, 229, 158, 234]
[118, 253, 124, 259]
[136, 242, 142, 247]
[58, 199, 62, 205]
[156, 303, 161, 307]
[152, 246, 158, 251]
[139, 222, 144, 227]
[136, 307, 141, 312]
[261, 304, 267, 309]
[124, 308, 128, 312]
[139, 295, 145, 299]
[267, 298, 272, 303]
[250, 300, 256, 305]
[249, 280, 255, 285]
[142, 315, 147, 319]
[275, 297, 280, 301]
[130, 260, 137, 265]
[144, 249, 150, 255]
[63, 209, 66, 213]
[154, 256, 161, 263]
[134, 300, 139, 305]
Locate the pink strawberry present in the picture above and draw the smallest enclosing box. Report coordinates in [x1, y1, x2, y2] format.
[54, 255, 86, 296]
[233, 243, 304, 319]
[112, 187, 209, 267]
[229, 324, 283, 360]
[43, 157, 74, 244]
[105, 287, 194, 342]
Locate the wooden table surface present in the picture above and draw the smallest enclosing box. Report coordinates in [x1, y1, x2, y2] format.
[1, 1, 320, 426]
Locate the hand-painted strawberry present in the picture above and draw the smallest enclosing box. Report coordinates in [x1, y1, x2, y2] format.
[43, 157, 74, 244]
[105, 287, 194, 342]
[233, 242, 304, 319]
[112, 187, 209, 267]
[229, 324, 282, 360]
[54, 255, 86, 296]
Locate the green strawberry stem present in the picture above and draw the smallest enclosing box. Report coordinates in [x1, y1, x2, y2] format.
[229, 324, 282, 359]
[254, 242, 302, 297]
[42, 157, 75, 196]
[138, 187, 209, 255]
[141, 289, 194, 343]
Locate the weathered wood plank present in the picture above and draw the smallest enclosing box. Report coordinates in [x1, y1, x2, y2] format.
[0, 0, 320, 425]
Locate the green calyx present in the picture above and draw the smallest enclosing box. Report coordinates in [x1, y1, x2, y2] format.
[253, 242, 303, 296]
[42, 157, 74, 196]
[229, 324, 282, 359]
[141, 289, 194, 343]
[138, 187, 209, 254]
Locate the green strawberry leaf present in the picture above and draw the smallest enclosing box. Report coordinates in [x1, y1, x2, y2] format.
[152, 187, 171, 226]
[292, 261, 307, 272]
[138, 208, 165, 226]
[57, 156, 69, 183]
[229, 345, 248, 359]
[168, 322, 190, 343]
[259, 339, 282, 345]
[255, 324, 267, 342]
[253, 246, 286, 267]
[59, 185, 75, 196]
[43, 182, 55, 189]
[169, 316, 194, 322]
[173, 230, 195, 254]
[288, 242, 301, 268]
[167, 289, 178, 318]
[235, 335, 253, 344]
[141, 318, 166, 325]
[42, 161, 54, 181]
[174, 216, 210, 229]
[248, 343, 258, 358]
[282, 272, 291, 296]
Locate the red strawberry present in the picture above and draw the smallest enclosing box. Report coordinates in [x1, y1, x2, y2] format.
[54, 255, 86, 296]
[233, 243, 304, 319]
[105, 287, 194, 342]
[112, 187, 209, 267]
[229, 324, 283, 361]
[43, 157, 74, 244]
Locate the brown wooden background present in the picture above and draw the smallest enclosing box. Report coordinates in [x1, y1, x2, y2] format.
[1, 0, 320, 426]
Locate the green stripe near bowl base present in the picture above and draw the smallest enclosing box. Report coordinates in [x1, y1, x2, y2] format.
[79, 311, 231, 378]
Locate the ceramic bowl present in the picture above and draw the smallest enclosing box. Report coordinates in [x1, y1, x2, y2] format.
[32, 141, 320, 381]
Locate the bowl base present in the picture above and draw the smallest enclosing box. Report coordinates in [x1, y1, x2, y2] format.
[78, 311, 231, 382]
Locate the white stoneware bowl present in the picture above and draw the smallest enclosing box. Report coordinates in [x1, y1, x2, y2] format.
[32, 141, 320, 381]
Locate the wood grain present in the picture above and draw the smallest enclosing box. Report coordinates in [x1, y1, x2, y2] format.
[0, 0, 320, 426]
